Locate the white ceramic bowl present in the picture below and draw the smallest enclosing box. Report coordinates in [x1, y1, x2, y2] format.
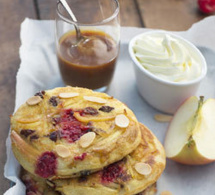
[129, 31, 207, 114]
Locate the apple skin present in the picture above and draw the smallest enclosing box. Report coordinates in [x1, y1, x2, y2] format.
[169, 141, 214, 165]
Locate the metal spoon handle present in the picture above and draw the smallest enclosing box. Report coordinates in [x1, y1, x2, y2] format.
[59, 0, 82, 41]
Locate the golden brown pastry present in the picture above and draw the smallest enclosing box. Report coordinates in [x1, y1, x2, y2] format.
[11, 87, 141, 179]
[22, 169, 157, 195]
[48, 123, 165, 195]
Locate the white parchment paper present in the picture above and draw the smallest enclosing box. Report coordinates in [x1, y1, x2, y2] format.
[4, 17, 215, 195]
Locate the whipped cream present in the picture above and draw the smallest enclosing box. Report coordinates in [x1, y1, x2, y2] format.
[133, 33, 202, 82]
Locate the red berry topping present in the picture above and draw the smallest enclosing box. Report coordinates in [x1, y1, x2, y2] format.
[198, 0, 215, 14]
[74, 153, 87, 161]
[35, 152, 57, 178]
[54, 109, 91, 143]
[101, 163, 123, 183]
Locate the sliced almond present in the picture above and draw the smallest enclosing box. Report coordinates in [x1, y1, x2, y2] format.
[160, 191, 173, 195]
[79, 132, 96, 148]
[59, 92, 79, 98]
[115, 114, 129, 128]
[83, 96, 107, 104]
[26, 96, 42, 106]
[134, 162, 152, 176]
[56, 145, 71, 158]
[154, 114, 173, 122]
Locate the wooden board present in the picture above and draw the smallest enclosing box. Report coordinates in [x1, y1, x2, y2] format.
[136, 0, 210, 31]
[119, 0, 143, 27]
[0, 1, 36, 194]
[37, 0, 143, 27]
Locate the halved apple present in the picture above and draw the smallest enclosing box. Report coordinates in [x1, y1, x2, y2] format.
[164, 96, 215, 165]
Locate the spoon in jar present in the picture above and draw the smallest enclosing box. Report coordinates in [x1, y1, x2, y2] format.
[59, 0, 83, 43]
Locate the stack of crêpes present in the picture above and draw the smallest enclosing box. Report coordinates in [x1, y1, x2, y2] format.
[10, 86, 166, 195]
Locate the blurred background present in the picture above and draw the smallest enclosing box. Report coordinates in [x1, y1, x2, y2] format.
[35, 0, 214, 30]
[0, 0, 214, 194]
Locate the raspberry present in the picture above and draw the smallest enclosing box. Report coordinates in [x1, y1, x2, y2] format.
[74, 153, 87, 161]
[198, 0, 215, 14]
[35, 152, 57, 178]
[101, 163, 123, 183]
[57, 109, 92, 143]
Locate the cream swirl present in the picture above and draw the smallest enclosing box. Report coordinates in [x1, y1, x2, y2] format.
[133, 33, 202, 82]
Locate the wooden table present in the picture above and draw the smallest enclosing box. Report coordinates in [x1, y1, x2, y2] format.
[0, 0, 212, 193]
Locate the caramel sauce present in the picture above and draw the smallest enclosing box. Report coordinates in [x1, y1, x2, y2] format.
[57, 30, 118, 89]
